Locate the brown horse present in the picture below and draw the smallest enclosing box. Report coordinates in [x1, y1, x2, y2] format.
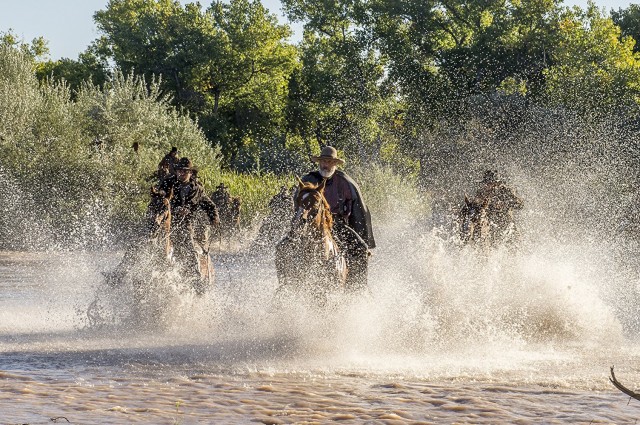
[275, 179, 347, 303]
[106, 185, 214, 295]
[104, 186, 174, 287]
[458, 195, 490, 246]
[146, 186, 174, 260]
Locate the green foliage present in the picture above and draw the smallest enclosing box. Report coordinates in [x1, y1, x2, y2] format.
[612, 4, 640, 53]
[198, 168, 294, 223]
[94, 0, 298, 170]
[544, 5, 640, 115]
[0, 29, 49, 59]
[0, 43, 220, 247]
[36, 46, 110, 95]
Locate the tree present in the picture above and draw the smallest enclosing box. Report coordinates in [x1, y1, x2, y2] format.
[94, 0, 297, 169]
[612, 4, 640, 53]
[544, 4, 640, 116]
[0, 29, 49, 59]
[35, 45, 110, 95]
[281, 0, 398, 165]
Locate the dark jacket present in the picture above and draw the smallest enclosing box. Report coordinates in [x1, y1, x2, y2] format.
[159, 175, 219, 226]
[302, 170, 376, 249]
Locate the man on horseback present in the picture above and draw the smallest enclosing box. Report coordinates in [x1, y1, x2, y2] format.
[211, 182, 231, 206]
[156, 157, 220, 294]
[254, 186, 295, 250]
[210, 182, 241, 245]
[473, 170, 523, 244]
[300, 146, 375, 291]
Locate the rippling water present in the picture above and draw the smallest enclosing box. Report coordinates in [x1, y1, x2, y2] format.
[2, 217, 640, 424]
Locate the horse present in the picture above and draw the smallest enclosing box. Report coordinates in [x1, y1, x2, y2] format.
[146, 186, 174, 260]
[211, 186, 242, 249]
[105, 185, 214, 296]
[275, 179, 347, 304]
[457, 194, 522, 248]
[457, 195, 490, 246]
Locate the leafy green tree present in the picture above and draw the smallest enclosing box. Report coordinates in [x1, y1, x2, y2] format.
[281, 0, 565, 174]
[94, 0, 297, 169]
[281, 0, 398, 166]
[95, 0, 221, 112]
[203, 0, 298, 169]
[36, 46, 110, 95]
[544, 4, 640, 115]
[0, 29, 49, 59]
[612, 4, 640, 52]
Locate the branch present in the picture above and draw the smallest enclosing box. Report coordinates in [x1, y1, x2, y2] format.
[434, 19, 461, 47]
[609, 366, 640, 402]
[440, 0, 474, 28]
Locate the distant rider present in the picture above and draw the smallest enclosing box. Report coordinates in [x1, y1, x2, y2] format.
[157, 146, 179, 181]
[473, 170, 523, 242]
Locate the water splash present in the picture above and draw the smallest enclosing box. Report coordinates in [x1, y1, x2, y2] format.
[2, 105, 639, 387]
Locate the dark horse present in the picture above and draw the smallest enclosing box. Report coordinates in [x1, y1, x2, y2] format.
[104, 187, 174, 288]
[457, 195, 490, 246]
[146, 186, 174, 259]
[275, 179, 347, 303]
[457, 195, 521, 248]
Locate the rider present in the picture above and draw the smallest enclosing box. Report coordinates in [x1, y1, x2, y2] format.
[157, 157, 220, 293]
[210, 182, 242, 242]
[473, 170, 523, 241]
[211, 182, 231, 207]
[254, 185, 295, 249]
[301, 146, 375, 291]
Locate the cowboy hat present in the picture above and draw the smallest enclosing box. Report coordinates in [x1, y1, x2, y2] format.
[480, 169, 497, 183]
[309, 146, 345, 165]
[174, 157, 198, 172]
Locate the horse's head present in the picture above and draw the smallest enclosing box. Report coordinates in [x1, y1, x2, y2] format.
[292, 179, 333, 234]
[147, 186, 173, 258]
[148, 187, 172, 227]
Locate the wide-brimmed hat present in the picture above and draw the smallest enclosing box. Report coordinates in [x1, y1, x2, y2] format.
[174, 157, 198, 172]
[309, 146, 345, 165]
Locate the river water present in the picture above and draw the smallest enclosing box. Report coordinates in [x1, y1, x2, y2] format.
[2, 216, 640, 425]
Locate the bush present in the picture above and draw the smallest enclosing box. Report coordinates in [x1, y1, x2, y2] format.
[0, 44, 221, 249]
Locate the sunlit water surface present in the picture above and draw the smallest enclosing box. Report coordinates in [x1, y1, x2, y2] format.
[2, 217, 640, 424]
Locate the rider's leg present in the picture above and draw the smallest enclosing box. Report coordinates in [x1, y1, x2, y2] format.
[332, 220, 369, 292]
